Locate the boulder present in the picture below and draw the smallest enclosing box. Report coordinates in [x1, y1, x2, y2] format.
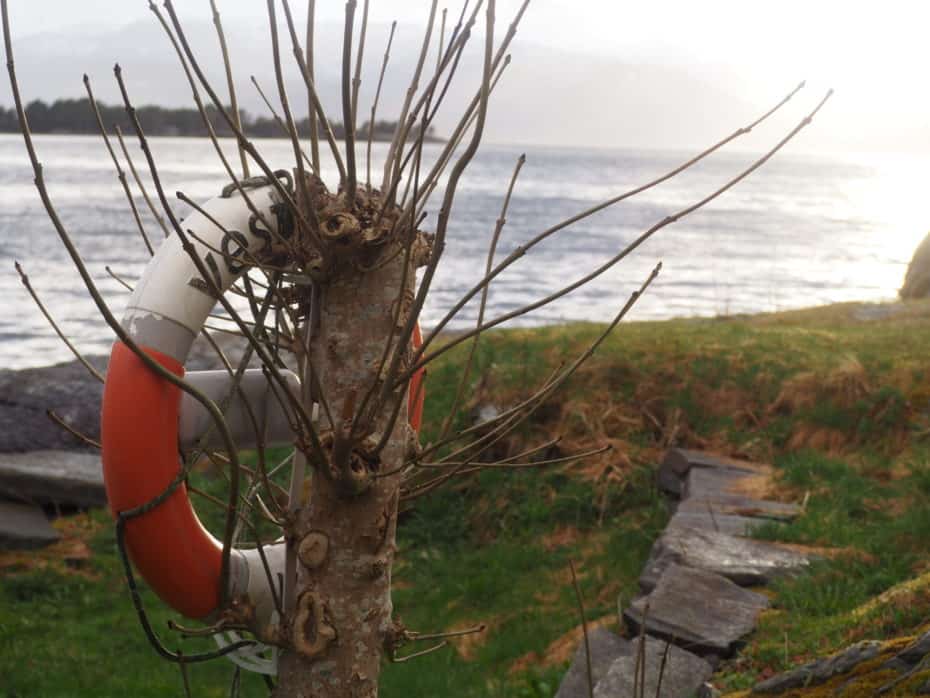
[901, 231, 930, 299]
[0, 356, 106, 453]
[0, 450, 105, 508]
[624, 564, 769, 659]
[639, 527, 813, 592]
[593, 636, 712, 698]
[0, 334, 261, 455]
[0, 499, 60, 549]
[555, 628, 630, 698]
[752, 641, 883, 693]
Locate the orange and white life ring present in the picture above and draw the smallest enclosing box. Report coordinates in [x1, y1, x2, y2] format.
[101, 179, 424, 624]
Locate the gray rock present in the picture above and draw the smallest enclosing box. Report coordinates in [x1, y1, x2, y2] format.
[753, 640, 882, 693]
[881, 629, 930, 673]
[624, 564, 769, 658]
[0, 499, 60, 549]
[555, 628, 631, 698]
[681, 468, 802, 521]
[639, 527, 813, 592]
[658, 449, 767, 497]
[901, 231, 930, 299]
[890, 629, 930, 666]
[665, 510, 776, 537]
[0, 356, 107, 453]
[593, 636, 712, 698]
[0, 450, 105, 508]
[0, 335, 260, 456]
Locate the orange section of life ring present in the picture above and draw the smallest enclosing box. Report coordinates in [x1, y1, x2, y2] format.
[102, 341, 222, 619]
[102, 328, 426, 620]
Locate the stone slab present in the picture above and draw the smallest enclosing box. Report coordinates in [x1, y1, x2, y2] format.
[681, 468, 802, 521]
[666, 510, 777, 537]
[555, 628, 630, 698]
[0, 450, 105, 508]
[753, 641, 882, 693]
[624, 564, 769, 658]
[593, 635, 713, 698]
[0, 499, 60, 549]
[658, 448, 771, 497]
[639, 527, 813, 592]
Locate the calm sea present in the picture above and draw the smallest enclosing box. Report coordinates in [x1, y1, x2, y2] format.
[0, 134, 922, 370]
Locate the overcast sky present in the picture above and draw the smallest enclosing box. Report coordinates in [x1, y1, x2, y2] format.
[3, 1, 928, 154]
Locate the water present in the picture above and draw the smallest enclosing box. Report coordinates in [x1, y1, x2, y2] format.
[0, 134, 923, 370]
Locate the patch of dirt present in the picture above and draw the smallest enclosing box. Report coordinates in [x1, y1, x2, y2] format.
[541, 526, 581, 553]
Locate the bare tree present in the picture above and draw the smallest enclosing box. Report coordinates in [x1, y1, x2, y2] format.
[1, 1, 830, 696]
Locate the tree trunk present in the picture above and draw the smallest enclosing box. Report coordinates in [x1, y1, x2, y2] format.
[274, 203, 414, 696]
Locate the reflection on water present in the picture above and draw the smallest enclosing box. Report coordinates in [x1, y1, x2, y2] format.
[0, 134, 922, 369]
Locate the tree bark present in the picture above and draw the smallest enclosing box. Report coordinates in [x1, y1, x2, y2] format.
[274, 209, 413, 696]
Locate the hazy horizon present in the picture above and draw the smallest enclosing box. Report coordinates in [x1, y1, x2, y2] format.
[1, 2, 927, 156]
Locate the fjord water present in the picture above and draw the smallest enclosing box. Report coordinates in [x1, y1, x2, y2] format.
[0, 134, 920, 369]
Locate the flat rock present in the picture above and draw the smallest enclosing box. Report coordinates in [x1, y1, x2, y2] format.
[0, 450, 105, 508]
[0, 335, 262, 455]
[682, 468, 802, 521]
[555, 628, 631, 698]
[593, 636, 712, 698]
[658, 448, 770, 497]
[639, 527, 813, 592]
[624, 564, 769, 658]
[666, 510, 777, 537]
[882, 629, 930, 673]
[0, 356, 107, 453]
[752, 640, 883, 693]
[0, 499, 60, 549]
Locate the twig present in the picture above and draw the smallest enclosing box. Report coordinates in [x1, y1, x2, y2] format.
[366, 21, 396, 191]
[250, 75, 315, 172]
[350, 0, 369, 142]
[14, 261, 104, 383]
[405, 87, 832, 381]
[341, 0, 358, 207]
[279, 0, 346, 185]
[114, 124, 170, 238]
[439, 153, 525, 441]
[46, 410, 101, 449]
[305, 0, 320, 173]
[83, 75, 154, 255]
[209, 0, 249, 177]
[569, 559, 595, 698]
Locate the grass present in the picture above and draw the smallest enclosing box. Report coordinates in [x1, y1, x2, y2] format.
[5, 298, 930, 696]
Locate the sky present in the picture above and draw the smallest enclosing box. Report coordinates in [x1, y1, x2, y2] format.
[2, 1, 929, 154]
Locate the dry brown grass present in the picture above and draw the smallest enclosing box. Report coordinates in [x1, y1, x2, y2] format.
[0, 511, 102, 580]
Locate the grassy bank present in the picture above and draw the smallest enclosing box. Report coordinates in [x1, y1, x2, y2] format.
[4, 299, 930, 696]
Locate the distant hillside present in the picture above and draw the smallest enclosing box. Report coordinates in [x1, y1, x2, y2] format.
[0, 97, 438, 141]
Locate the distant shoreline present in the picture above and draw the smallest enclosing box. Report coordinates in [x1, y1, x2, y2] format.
[0, 96, 442, 142]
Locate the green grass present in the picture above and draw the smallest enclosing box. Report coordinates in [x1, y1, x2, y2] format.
[6, 299, 930, 696]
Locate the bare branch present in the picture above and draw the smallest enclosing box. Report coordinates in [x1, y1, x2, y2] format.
[209, 0, 249, 177]
[14, 261, 105, 383]
[342, 0, 359, 206]
[367, 20, 396, 191]
[83, 75, 154, 256]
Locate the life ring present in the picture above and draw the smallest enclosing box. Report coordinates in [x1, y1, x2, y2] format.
[101, 178, 424, 622]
